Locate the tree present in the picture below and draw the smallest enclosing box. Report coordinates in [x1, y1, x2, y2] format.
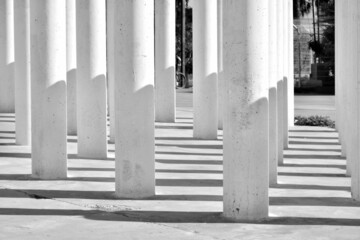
[293, 0, 312, 19]
[301, 0, 334, 67]
[176, 0, 192, 87]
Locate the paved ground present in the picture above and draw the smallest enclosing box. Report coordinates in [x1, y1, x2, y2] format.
[1, 91, 359, 239]
[178, 88, 336, 119]
[295, 95, 335, 119]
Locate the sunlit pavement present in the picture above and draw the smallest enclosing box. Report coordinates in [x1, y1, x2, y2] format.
[1, 91, 359, 240]
[295, 95, 335, 119]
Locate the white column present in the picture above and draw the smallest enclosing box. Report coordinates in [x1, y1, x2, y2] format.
[67, 0, 77, 135]
[347, 0, 358, 178]
[107, 0, 115, 143]
[223, 0, 269, 221]
[337, 0, 347, 158]
[217, 0, 224, 130]
[76, 0, 108, 159]
[336, 0, 347, 159]
[155, 0, 176, 123]
[282, 0, 289, 149]
[0, 0, 15, 113]
[14, 0, 30, 145]
[335, 0, 341, 135]
[288, 0, 295, 127]
[114, 0, 155, 198]
[106, 0, 115, 143]
[352, 0, 360, 201]
[269, 0, 278, 187]
[277, 0, 284, 165]
[345, 0, 352, 176]
[30, 0, 67, 179]
[193, 0, 218, 139]
[340, 0, 348, 158]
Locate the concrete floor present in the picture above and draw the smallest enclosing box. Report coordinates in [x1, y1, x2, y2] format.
[295, 95, 335, 119]
[1, 92, 359, 239]
[178, 88, 336, 119]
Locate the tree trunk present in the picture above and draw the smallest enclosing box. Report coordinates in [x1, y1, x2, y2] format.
[294, 0, 302, 19]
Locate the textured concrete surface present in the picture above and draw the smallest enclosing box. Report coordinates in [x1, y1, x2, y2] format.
[0, 91, 359, 239]
[222, 0, 270, 220]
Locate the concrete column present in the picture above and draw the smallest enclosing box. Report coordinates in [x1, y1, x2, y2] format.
[0, 0, 15, 113]
[282, 0, 289, 149]
[269, 0, 278, 187]
[30, 0, 67, 179]
[217, 0, 224, 130]
[67, 0, 77, 135]
[107, 0, 115, 143]
[288, 0, 295, 127]
[340, 0, 348, 158]
[155, 0, 176, 123]
[14, 0, 30, 145]
[114, 0, 155, 198]
[352, 0, 360, 201]
[277, 0, 284, 165]
[193, 0, 218, 139]
[335, 0, 341, 135]
[347, 0, 359, 178]
[223, 0, 269, 221]
[76, 0, 108, 159]
[336, 0, 346, 155]
[345, 0, 352, 176]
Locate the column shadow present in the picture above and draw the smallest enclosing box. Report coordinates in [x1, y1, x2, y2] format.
[289, 136, 339, 140]
[282, 163, 346, 169]
[284, 154, 345, 160]
[289, 141, 341, 146]
[156, 143, 222, 149]
[1, 206, 360, 226]
[286, 148, 341, 152]
[289, 129, 335, 133]
[155, 151, 222, 156]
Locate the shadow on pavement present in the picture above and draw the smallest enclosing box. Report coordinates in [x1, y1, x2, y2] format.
[1, 207, 360, 226]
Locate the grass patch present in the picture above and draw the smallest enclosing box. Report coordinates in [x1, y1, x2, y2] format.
[294, 115, 335, 128]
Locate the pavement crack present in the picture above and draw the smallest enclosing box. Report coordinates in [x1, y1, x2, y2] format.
[26, 193, 50, 199]
[1, 186, 53, 200]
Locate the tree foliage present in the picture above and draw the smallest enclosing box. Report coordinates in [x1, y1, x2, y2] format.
[176, 0, 192, 75]
[294, 0, 312, 19]
[296, 0, 334, 69]
[316, 0, 334, 68]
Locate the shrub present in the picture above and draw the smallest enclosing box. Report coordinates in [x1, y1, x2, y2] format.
[294, 115, 335, 128]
